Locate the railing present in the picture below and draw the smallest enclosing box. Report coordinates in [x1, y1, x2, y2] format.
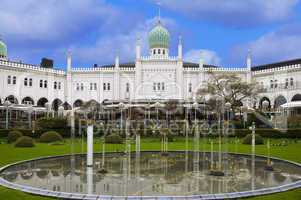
[252, 64, 301, 75]
[0, 60, 65, 75]
[258, 81, 301, 93]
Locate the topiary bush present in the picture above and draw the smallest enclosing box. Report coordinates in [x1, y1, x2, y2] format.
[7, 130, 23, 143]
[242, 134, 264, 145]
[40, 131, 63, 143]
[105, 134, 123, 144]
[14, 136, 35, 147]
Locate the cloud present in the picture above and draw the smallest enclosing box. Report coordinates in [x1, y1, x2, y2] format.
[184, 49, 221, 66]
[152, 0, 299, 27]
[70, 17, 179, 66]
[230, 23, 301, 65]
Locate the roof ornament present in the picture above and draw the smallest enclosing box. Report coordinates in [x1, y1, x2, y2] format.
[157, 1, 161, 24]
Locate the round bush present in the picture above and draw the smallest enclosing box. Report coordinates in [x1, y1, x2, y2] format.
[242, 134, 264, 145]
[40, 131, 63, 143]
[15, 136, 35, 148]
[105, 134, 123, 144]
[7, 130, 23, 143]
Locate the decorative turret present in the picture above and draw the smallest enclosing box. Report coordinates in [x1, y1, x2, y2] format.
[0, 37, 8, 60]
[247, 49, 252, 70]
[148, 20, 170, 57]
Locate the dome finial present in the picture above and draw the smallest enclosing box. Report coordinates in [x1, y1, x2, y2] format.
[157, 1, 161, 24]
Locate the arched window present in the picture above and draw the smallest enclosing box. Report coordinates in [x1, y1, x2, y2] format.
[290, 78, 294, 86]
[270, 80, 273, 89]
[163, 49, 165, 55]
[29, 78, 33, 86]
[158, 49, 161, 54]
[107, 83, 111, 90]
[126, 83, 130, 92]
[58, 82, 61, 90]
[188, 83, 192, 92]
[274, 80, 278, 88]
[76, 83, 80, 90]
[103, 83, 106, 91]
[24, 78, 28, 86]
[285, 78, 289, 88]
[40, 80, 43, 88]
[162, 82, 165, 91]
[7, 76, 11, 84]
[153, 83, 156, 91]
[80, 83, 84, 90]
[157, 82, 161, 90]
[54, 82, 57, 89]
[44, 80, 47, 88]
[153, 49, 156, 55]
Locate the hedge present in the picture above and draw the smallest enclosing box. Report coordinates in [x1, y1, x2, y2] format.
[105, 134, 123, 144]
[40, 131, 63, 143]
[242, 134, 264, 145]
[14, 136, 35, 147]
[7, 130, 23, 143]
[36, 117, 68, 130]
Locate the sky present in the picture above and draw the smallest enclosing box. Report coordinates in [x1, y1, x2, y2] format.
[1, 0, 301, 70]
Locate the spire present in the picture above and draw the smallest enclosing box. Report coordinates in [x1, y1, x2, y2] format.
[115, 50, 120, 68]
[67, 50, 72, 72]
[199, 50, 204, 69]
[247, 48, 252, 69]
[157, 2, 161, 24]
[178, 35, 182, 60]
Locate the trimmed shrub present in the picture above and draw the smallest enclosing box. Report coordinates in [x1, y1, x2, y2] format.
[15, 136, 35, 147]
[40, 131, 63, 143]
[36, 117, 68, 130]
[242, 134, 264, 145]
[105, 134, 123, 144]
[0, 129, 10, 138]
[7, 130, 23, 143]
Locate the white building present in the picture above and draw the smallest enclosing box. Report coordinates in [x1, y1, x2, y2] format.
[0, 20, 301, 111]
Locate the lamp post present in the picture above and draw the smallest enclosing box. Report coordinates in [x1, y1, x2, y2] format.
[27, 106, 33, 129]
[3, 100, 11, 129]
[58, 105, 64, 117]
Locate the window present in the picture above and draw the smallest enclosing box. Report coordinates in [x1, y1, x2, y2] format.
[107, 83, 111, 90]
[29, 78, 32, 86]
[24, 78, 28, 86]
[12, 76, 16, 84]
[80, 83, 84, 91]
[126, 83, 130, 92]
[158, 49, 161, 54]
[103, 83, 106, 91]
[90, 83, 93, 90]
[7, 76, 11, 84]
[285, 78, 289, 88]
[153, 49, 156, 55]
[94, 83, 97, 90]
[162, 82, 165, 91]
[44, 80, 47, 88]
[270, 80, 273, 89]
[290, 78, 294, 87]
[163, 49, 165, 55]
[76, 83, 80, 91]
[54, 82, 57, 89]
[188, 83, 192, 92]
[274, 80, 278, 88]
[58, 82, 61, 90]
[157, 82, 161, 90]
[153, 83, 156, 91]
[40, 80, 43, 88]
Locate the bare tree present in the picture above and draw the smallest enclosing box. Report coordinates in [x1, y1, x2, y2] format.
[197, 71, 259, 112]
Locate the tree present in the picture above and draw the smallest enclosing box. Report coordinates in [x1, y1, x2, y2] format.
[197, 71, 259, 112]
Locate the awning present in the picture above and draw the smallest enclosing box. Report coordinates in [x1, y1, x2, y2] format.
[280, 101, 301, 108]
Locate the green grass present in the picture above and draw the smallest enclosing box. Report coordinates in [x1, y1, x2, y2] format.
[0, 137, 301, 199]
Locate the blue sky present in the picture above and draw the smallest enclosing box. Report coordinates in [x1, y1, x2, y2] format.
[1, 0, 301, 70]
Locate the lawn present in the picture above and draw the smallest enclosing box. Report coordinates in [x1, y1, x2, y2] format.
[0, 137, 300, 199]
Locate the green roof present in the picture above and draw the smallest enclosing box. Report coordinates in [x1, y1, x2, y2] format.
[148, 22, 170, 49]
[0, 40, 7, 57]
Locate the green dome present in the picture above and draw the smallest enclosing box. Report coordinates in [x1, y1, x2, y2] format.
[0, 40, 7, 57]
[148, 22, 170, 49]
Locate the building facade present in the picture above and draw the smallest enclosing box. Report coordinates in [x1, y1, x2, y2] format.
[0, 21, 301, 110]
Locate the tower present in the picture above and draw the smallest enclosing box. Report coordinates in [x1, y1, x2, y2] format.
[0, 36, 8, 61]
